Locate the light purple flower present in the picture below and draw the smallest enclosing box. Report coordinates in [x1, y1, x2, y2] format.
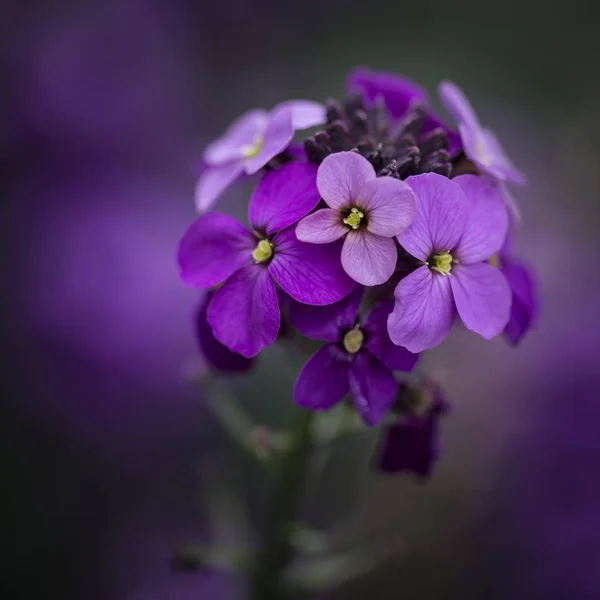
[388, 173, 512, 353]
[292, 289, 418, 426]
[438, 81, 527, 185]
[178, 162, 355, 358]
[296, 151, 416, 286]
[196, 101, 326, 212]
[347, 67, 463, 156]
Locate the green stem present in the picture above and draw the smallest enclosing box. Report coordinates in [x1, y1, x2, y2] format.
[252, 408, 315, 600]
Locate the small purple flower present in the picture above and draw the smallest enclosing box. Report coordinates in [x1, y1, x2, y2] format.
[196, 101, 326, 212]
[291, 289, 418, 426]
[179, 162, 356, 358]
[388, 173, 512, 353]
[347, 67, 463, 156]
[296, 151, 416, 286]
[378, 380, 449, 478]
[438, 81, 527, 185]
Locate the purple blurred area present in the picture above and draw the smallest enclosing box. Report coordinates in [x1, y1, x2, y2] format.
[1, 0, 600, 599]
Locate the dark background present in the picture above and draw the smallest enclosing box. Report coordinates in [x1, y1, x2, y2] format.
[2, 1, 600, 598]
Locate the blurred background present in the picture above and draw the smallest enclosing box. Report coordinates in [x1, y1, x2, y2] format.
[1, 0, 600, 598]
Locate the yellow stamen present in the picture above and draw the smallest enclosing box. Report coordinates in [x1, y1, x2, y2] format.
[343, 207, 365, 230]
[241, 134, 264, 159]
[429, 251, 454, 275]
[343, 326, 364, 354]
[252, 239, 273, 263]
[488, 253, 500, 269]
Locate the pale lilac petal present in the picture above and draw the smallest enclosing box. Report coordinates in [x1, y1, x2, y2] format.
[269, 226, 356, 305]
[295, 209, 348, 244]
[364, 300, 419, 372]
[207, 265, 279, 358]
[399, 174, 467, 260]
[195, 162, 245, 213]
[349, 352, 397, 426]
[341, 231, 397, 286]
[204, 109, 268, 166]
[347, 68, 428, 119]
[503, 260, 538, 345]
[362, 176, 416, 237]
[498, 182, 522, 225]
[248, 162, 320, 235]
[287, 287, 363, 342]
[438, 80, 480, 129]
[450, 263, 511, 340]
[481, 129, 528, 185]
[316, 151, 376, 209]
[244, 104, 294, 175]
[294, 344, 350, 410]
[277, 100, 326, 129]
[453, 175, 509, 263]
[388, 266, 456, 353]
[178, 212, 254, 288]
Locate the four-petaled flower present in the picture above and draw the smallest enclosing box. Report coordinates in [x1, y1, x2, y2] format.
[196, 101, 326, 212]
[179, 162, 356, 358]
[388, 173, 512, 353]
[291, 289, 418, 426]
[296, 151, 416, 286]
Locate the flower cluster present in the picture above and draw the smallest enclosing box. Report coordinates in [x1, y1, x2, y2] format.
[179, 68, 538, 478]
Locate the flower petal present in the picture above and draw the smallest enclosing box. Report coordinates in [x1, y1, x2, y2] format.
[269, 226, 356, 305]
[178, 212, 254, 288]
[295, 208, 348, 244]
[346, 68, 428, 119]
[195, 294, 255, 373]
[294, 344, 350, 410]
[450, 262, 511, 340]
[453, 175, 509, 263]
[362, 176, 416, 237]
[248, 162, 320, 235]
[194, 162, 245, 213]
[203, 108, 268, 166]
[317, 151, 376, 209]
[287, 287, 363, 342]
[388, 265, 456, 353]
[502, 260, 538, 345]
[207, 265, 279, 358]
[341, 230, 397, 286]
[349, 352, 397, 426]
[364, 300, 419, 371]
[244, 104, 294, 175]
[400, 174, 467, 260]
[481, 129, 528, 185]
[277, 100, 326, 129]
[438, 80, 480, 129]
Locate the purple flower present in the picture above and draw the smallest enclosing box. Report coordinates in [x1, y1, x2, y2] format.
[296, 151, 416, 286]
[438, 81, 526, 185]
[388, 173, 512, 353]
[496, 237, 539, 345]
[291, 289, 418, 426]
[195, 294, 255, 373]
[178, 162, 356, 358]
[196, 100, 326, 212]
[377, 380, 448, 478]
[347, 67, 463, 156]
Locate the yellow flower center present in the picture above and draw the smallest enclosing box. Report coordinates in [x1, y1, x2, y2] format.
[343, 326, 364, 354]
[343, 207, 364, 230]
[241, 134, 264, 159]
[429, 251, 454, 275]
[488, 253, 500, 269]
[252, 239, 273, 263]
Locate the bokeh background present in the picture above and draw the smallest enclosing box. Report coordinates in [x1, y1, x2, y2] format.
[2, 0, 600, 598]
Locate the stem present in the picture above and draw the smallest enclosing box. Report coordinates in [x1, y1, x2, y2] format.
[252, 408, 315, 600]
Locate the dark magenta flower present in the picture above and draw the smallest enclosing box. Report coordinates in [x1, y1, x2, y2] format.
[179, 162, 355, 358]
[439, 81, 526, 186]
[196, 101, 326, 212]
[291, 289, 418, 426]
[296, 151, 416, 286]
[378, 380, 448, 478]
[388, 173, 512, 352]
